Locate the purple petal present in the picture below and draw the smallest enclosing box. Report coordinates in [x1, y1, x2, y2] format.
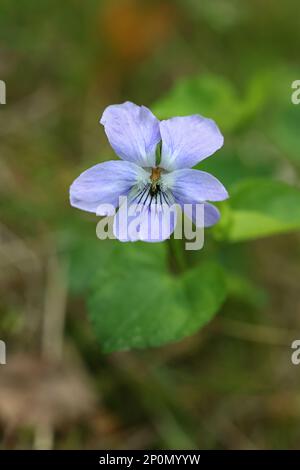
[70, 160, 147, 214]
[203, 203, 221, 227]
[100, 102, 161, 167]
[159, 115, 224, 171]
[182, 202, 221, 227]
[112, 197, 140, 242]
[113, 198, 177, 242]
[139, 203, 177, 242]
[163, 169, 228, 203]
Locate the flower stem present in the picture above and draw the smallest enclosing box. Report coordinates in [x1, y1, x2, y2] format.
[167, 237, 187, 275]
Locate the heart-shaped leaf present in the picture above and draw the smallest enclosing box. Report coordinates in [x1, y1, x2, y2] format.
[88, 242, 226, 352]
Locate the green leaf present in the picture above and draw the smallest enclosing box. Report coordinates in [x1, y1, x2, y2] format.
[263, 67, 300, 166]
[270, 105, 300, 166]
[199, 148, 273, 191]
[152, 73, 270, 133]
[216, 179, 300, 242]
[88, 243, 226, 353]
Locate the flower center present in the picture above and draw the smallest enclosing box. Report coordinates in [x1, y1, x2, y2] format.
[150, 167, 162, 195]
[131, 167, 173, 208]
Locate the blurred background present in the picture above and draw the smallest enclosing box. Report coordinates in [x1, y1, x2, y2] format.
[1, 0, 300, 450]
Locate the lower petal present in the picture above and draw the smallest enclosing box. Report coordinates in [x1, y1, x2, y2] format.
[113, 197, 177, 242]
[139, 203, 177, 242]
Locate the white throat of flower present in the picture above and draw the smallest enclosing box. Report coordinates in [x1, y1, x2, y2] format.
[130, 167, 175, 208]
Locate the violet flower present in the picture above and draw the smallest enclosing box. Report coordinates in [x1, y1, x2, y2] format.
[70, 102, 228, 242]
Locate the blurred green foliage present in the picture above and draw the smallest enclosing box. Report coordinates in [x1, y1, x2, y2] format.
[1, 0, 300, 450]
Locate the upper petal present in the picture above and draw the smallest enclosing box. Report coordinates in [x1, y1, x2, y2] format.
[100, 102, 161, 167]
[159, 115, 224, 171]
[162, 168, 228, 203]
[70, 160, 148, 214]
